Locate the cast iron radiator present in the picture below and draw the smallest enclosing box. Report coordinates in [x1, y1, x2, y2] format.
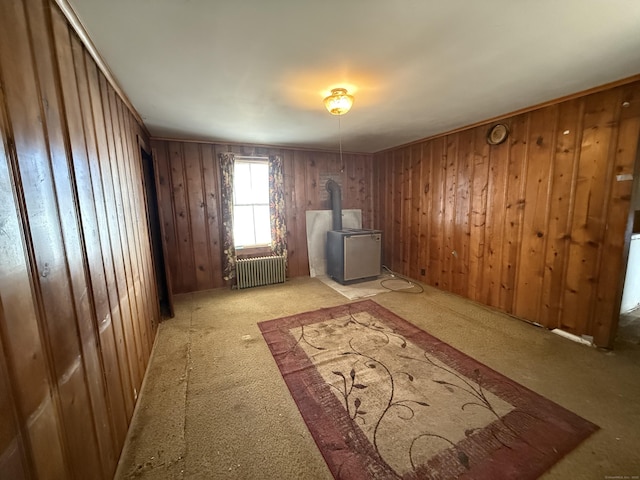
[236, 255, 286, 289]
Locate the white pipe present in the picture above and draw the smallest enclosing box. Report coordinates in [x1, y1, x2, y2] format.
[551, 329, 594, 347]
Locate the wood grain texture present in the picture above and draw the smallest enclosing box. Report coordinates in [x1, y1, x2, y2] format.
[0, 35, 69, 479]
[594, 86, 640, 343]
[151, 140, 374, 293]
[468, 128, 489, 301]
[0, 0, 159, 478]
[374, 80, 640, 347]
[513, 106, 557, 322]
[0, 320, 29, 480]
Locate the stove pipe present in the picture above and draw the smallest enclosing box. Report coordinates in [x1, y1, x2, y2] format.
[326, 179, 342, 231]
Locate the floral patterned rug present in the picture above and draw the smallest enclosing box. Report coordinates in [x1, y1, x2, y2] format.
[258, 300, 598, 480]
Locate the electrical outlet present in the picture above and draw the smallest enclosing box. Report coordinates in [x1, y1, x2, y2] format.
[420, 268, 426, 275]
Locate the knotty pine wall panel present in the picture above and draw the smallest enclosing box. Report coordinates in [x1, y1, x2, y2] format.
[0, 0, 159, 478]
[151, 139, 374, 293]
[0, 326, 29, 480]
[373, 80, 640, 348]
[594, 92, 640, 342]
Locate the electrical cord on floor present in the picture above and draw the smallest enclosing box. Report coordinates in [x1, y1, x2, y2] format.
[380, 265, 425, 294]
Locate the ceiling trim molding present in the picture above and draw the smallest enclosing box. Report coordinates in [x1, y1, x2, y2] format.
[150, 136, 372, 156]
[52, 0, 149, 136]
[376, 73, 640, 154]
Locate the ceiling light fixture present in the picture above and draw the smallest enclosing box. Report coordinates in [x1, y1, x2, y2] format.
[324, 87, 354, 173]
[324, 88, 354, 116]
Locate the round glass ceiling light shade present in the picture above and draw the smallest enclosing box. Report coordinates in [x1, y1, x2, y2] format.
[324, 88, 354, 115]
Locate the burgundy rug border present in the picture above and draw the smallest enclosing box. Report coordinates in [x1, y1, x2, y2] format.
[259, 304, 393, 479]
[258, 299, 599, 480]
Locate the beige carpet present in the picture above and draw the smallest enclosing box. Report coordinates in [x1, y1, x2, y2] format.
[115, 277, 640, 479]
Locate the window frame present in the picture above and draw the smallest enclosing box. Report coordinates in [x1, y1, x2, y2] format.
[232, 156, 271, 250]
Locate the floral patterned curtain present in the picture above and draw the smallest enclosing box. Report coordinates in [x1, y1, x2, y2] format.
[218, 152, 236, 281]
[268, 155, 287, 260]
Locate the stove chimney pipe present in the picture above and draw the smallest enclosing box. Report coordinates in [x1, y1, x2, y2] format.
[326, 179, 342, 231]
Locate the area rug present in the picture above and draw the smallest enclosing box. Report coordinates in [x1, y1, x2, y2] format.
[258, 300, 598, 480]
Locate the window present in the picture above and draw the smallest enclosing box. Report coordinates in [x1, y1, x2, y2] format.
[233, 158, 271, 248]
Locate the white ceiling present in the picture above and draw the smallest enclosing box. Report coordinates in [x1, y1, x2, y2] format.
[68, 0, 640, 153]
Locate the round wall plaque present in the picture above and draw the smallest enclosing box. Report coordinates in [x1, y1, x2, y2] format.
[487, 123, 509, 145]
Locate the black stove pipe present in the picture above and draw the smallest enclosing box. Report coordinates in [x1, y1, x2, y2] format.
[326, 179, 342, 231]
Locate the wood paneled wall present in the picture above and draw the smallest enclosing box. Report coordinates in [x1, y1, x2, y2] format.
[151, 139, 374, 293]
[374, 81, 640, 348]
[0, 0, 159, 478]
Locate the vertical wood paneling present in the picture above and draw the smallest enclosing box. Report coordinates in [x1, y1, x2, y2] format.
[561, 91, 621, 333]
[170, 142, 196, 292]
[383, 152, 393, 266]
[372, 154, 380, 244]
[404, 149, 413, 274]
[480, 131, 508, 307]
[8, 5, 104, 477]
[400, 148, 410, 274]
[0, 71, 68, 480]
[105, 87, 143, 391]
[185, 143, 207, 289]
[290, 149, 308, 277]
[78, 52, 129, 452]
[593, 87, 640, 345]
[499, 115, 529, 313]
[85, 54, 134, 426]
[290, 150, 305, 276]
[443, 136, 459, 292]
[468, 129, 490, 302]
[64, 28, 121, 476]
[539, 99, 583, 328]
[117, 99, 151, 369]
[305, 152, 320, 211]
[0, 314, 29, 480]
[374, 80, 640, 347]
[514, 106, 557, 321]
[358, 154, 373, 228]
[429, 138, 446, 287]
[201, 144, 224, 288]
[0, 1, 159, 478]
[0, 5, 69, 478]
[374, 153, 387, 265]
[453, 130, 472, 297]
[391, 151, 402, 271]
[184, 143, 215, 290]
[153, 140, 374, 293]
[418, 143, 431, 282]
[345, 153, 357, 214]
[119, 107, 151, 363]
[0, 334, 27, 479]
[153, 141, 180, 300]
[409, 144, 422, 280]
[100, 75, 141, 408]
[114, 87, 148, 390]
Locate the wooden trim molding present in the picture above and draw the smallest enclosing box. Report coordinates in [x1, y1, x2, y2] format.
[151, 136, 371, 156]
[236, 246, 272, 258]
[52, 0, 149, 135]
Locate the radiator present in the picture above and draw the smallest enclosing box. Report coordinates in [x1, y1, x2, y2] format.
[236, 255, 286, 289]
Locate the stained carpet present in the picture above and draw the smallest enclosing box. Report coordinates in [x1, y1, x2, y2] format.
[316, 274, 414, 300]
